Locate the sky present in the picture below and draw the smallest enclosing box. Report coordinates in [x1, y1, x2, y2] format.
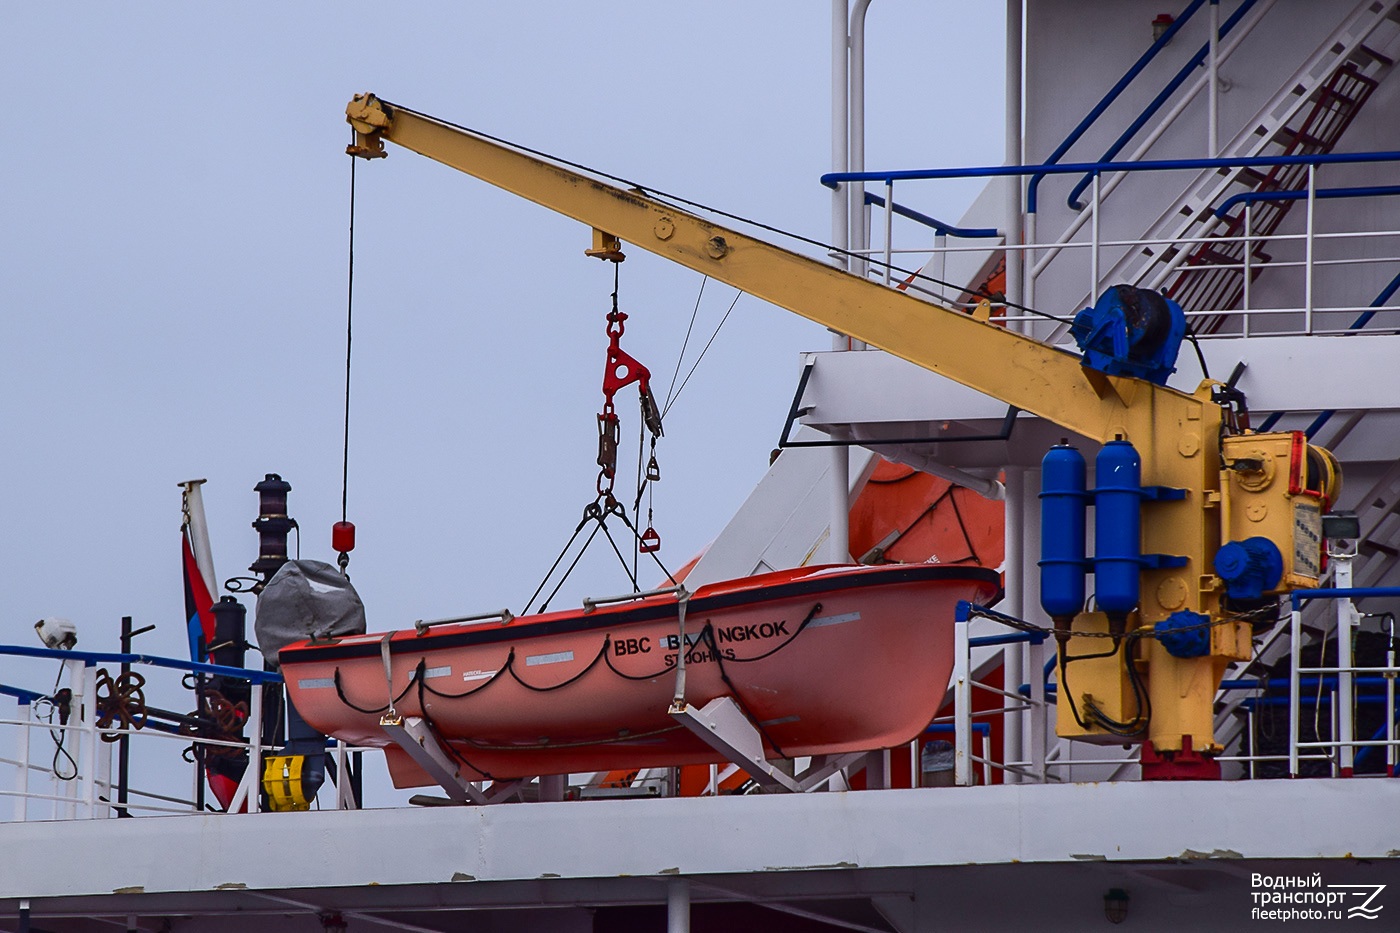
[0, 2, 1005, 806]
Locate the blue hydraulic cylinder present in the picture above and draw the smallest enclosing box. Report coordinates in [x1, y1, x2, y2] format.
[1038, 443, 1088, 623]
[1094, 440, 1142, 626]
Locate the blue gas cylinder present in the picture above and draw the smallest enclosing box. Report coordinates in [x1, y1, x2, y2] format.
[1094, 440, 1142, 623]
[1039, 444, 1088, 622]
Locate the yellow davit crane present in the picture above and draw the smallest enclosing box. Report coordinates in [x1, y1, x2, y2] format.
[345, 93, 1338, 778]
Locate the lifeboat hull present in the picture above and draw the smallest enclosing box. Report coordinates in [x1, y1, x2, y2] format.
[279, 563, 999, 786]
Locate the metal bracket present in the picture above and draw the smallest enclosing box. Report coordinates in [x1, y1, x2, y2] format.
[670, 697, 862, 792]
[379, 714, 489, 805]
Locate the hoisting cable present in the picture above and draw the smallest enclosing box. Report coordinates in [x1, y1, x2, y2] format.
[336, 144, 359, 574]
[378, 101, 1072, 327]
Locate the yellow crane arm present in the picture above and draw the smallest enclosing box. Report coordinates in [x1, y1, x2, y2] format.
[345, 93, 1217, 453]
[346, 93, 1254, 758]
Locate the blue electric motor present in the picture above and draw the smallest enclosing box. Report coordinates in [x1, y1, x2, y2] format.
[1094, 440, 1143, 630]
[1070, 285, 1187, 386]
[1215, 536, 1284, 602]
[1039, 443, 1088, 624]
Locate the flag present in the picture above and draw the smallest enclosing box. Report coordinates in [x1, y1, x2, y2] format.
[183, 527, 216, 662]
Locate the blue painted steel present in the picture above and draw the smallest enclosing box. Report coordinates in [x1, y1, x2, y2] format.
[1214, 184, 1400, 220]
[1070, 286, 1186, 385]
[1214, 536, 1284, 601]
[1093, 440, 1143, 620]
[1306, 269, 1400, 438]
[969, 632, 1049, 648]
[0, 683, 46, 705]
[848, 188, 999, 239]
[818, 151, 1400, 215]
[1154, 610, 1212, 658]
[927, 722, 991, 737]
[0, 643, 283, 684]
[1030, 0, 1207, 201]
[1064, 0, 1259, 211]
[1292, 585, 1400, 609]
[1039, 444, 1088, 621]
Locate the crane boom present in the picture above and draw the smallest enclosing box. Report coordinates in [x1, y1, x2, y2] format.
[345, 94, 1216, 450]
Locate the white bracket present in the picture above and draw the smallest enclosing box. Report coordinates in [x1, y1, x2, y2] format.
[670, 697, 864, 792]
[380, 714, 491, 805]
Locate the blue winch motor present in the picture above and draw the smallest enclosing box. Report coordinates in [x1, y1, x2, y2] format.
[1214, 536, 1284, 602]
[1069, 285, 1187, 386]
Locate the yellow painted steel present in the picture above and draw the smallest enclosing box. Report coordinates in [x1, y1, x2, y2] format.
[345, 93, 1329, 758]
[263, 754, 311, 811]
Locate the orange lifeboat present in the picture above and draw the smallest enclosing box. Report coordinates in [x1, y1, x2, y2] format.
[280, 562, 999, 788]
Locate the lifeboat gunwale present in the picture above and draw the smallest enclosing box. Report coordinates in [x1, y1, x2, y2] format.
[279, 563, 1001, 665]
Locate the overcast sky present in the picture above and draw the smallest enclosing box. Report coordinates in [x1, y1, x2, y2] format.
[1, 2, 1004, 803]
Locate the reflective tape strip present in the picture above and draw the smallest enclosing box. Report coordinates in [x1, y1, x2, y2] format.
[808, 611, 861, 629]
[423, 666, 452, 679]
[526, 650, 575, 667]
[296, 678, 335, 690]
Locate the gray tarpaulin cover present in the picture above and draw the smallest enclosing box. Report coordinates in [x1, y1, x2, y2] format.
[255, 559, 367, 667]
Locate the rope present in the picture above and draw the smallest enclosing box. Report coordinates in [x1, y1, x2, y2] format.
[662, 288, 742, 420]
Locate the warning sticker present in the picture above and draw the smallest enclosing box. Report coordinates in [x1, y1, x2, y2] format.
[1293, 499, 1322, 580]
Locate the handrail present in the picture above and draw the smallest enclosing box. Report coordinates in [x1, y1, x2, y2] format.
[858, 190, 999, 239]
[817, 177, 999, 237]
[0, 643, 283, 685]
[1294, 268, 1400, 437]
[1213, 184, 1400, 219]
[1291, 586, 1400, 607]
[1029, 0, 1209, 203]
[1063, 0, 1260, 210]
[819, 150, 1400, 213]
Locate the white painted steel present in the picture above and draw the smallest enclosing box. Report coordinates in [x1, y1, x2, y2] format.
[179, 478, 218, 601]
[667, 877, 690, 933]
[1208, 0, 1219, 157]
[953, 615, 971, 786]
[830, 0, 848, 273]
[1290, 606, 1302, 777]
[1001, 469, 1024, 783]
[1335, 551, 1355, 775]
[1005, 0, 1024, 333]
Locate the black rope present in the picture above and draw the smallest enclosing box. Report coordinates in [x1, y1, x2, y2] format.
[332, 665, 419, 715]
[524, 510, 601, 614]
[505, 638, 611, 693]
[603, 646, 678, 681]
[723, 602, 823, 664]
[598, 518, 641, 593]
[413, 675, 499, 782]
[421, 654, 512, 700]
[379, 100, 1068, 326]
[700, 623, 787, 759]
[456, 722, 687, 752]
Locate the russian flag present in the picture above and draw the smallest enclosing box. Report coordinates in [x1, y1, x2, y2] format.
[183, 528, 216, 662]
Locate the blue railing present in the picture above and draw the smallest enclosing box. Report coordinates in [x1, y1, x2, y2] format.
[0, 643, 282, 685]
[1032, 0, 1210, 203]
[1063, 0, 1259, 210]
[820, 150, 1400, 215]
[1213, 184, 1400, 220]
